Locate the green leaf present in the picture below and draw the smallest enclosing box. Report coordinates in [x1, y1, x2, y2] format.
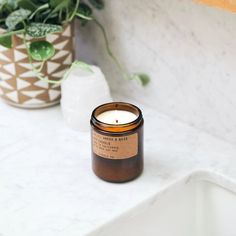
[26, 23, 62, 38]
[132, 73, 150, 86]
[49, 0, 69, 8]
[0, 34, 12, 48]
[17, 0, 38, 11]
[6, 8, 31, 30]
[29, 41, 55, 61]
[88, 0, 104, 10]
[6, 0, 17, 9]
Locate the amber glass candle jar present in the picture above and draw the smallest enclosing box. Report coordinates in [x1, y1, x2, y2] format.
[90, 102, 144, 183]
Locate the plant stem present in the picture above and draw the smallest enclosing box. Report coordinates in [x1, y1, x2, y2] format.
[23, 33, 33, 64]
[92, 18, 129, 80]
[29, 3, 49, 20]
[91, 18, 150, 86]
[34, 73, 65, 84]
[37, 61, 46, 72]
[0, 29, 25, 38]
[76, 13, 93, 20]
[68, 0, 80, 22]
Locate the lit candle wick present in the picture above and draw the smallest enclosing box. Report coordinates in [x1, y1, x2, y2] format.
[96, 110, 138, 125]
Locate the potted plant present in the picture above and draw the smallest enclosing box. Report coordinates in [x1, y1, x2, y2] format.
[0, 0, 149, 109]
[0, 0, 103, 108]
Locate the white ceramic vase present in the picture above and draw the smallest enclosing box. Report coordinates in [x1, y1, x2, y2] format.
[61, 65, 113, 132]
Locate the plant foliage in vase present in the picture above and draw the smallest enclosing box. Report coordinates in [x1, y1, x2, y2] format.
[0, 0, 150, 86]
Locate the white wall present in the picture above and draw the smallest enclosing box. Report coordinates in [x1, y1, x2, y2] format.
[76, 0, 236, 145]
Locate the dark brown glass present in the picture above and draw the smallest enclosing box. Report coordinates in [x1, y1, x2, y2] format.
[90, 102, 144, 183]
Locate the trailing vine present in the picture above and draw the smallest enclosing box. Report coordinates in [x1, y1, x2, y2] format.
[0, 0, 150, 86]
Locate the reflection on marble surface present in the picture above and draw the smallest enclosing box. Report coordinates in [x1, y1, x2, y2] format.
[76, 0, 236, 145]
[1, 94, 236, 235]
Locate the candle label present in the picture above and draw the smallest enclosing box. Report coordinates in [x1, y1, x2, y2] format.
[92, 130, 138, 159]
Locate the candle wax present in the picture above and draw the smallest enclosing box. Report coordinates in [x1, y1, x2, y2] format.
[96, 110, 138, 125]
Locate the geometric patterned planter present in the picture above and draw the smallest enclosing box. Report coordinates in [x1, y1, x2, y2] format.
[0, 23, 74, 109]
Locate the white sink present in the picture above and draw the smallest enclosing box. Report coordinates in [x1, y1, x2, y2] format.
[88, 170, 236, 236]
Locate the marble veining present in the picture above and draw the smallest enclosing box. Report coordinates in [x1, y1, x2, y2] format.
[1, 93, 236, 235]
[76, 0, 236, 145]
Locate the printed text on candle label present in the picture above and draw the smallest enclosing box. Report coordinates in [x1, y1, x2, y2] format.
[92, 131, 138, 159]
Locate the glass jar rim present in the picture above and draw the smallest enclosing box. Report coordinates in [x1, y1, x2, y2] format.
[91, 102, 143, 132]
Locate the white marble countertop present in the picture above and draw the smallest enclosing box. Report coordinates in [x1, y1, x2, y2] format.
[1, 96, 236, 236]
